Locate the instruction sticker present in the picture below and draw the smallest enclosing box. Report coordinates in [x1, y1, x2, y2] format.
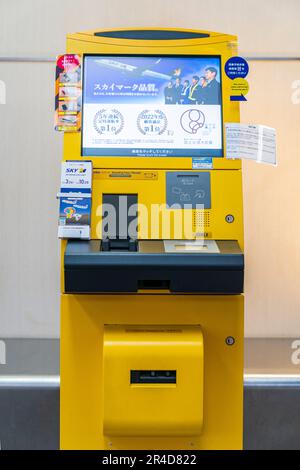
[225, 56, 249, 101]
[230, 78, 249, 101]
[192, 157, 213, 169]
[225, 123, 276, 165]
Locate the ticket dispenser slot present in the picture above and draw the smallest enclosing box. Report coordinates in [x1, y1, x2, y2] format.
[130, 370, 176, 384]
[103, 325, 203, 437]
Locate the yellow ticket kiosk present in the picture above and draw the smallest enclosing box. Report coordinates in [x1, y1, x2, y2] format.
[59, 28, 244, 450]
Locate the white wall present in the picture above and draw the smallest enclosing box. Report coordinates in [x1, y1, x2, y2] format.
[1, 0, 300, 58]
[0, 0, 300, 337]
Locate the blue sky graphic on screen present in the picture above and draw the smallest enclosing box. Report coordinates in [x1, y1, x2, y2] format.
[82, 55, 223, 157]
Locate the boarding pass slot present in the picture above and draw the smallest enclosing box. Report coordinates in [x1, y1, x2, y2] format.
[130, 370, 176, 384]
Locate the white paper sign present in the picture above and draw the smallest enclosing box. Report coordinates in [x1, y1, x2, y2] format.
[225, 123, 276, 165]
[58, 225, 90, 240]
[60, 161, 92, 191]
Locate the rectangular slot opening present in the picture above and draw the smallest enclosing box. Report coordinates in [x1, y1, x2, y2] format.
[130, 370, 176, 384]
[174, 243, 209, 251]
[137, 279, 170, 290]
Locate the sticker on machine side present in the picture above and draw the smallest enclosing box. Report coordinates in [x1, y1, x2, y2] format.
[225, 123, 276, 165]
[192, 157, 213, 169]
[225, 56, 250, 101]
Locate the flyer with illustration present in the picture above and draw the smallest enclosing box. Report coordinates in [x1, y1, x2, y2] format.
[82, 55, 223, 157]
[59, 196, 91, 226]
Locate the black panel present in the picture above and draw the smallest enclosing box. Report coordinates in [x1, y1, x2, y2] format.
[64, 240, 244, 294]
[102, 238, 138, 252]
[94, 30, 210, 40]
[137, 279, 170, 290]
[102, 194, 138, 240]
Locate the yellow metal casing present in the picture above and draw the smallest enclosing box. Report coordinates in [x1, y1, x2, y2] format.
[61, 294, 243, 450]
[103, 325, 204, 437]
[60, 28, 244, 450]
[91, 169, 243, 245]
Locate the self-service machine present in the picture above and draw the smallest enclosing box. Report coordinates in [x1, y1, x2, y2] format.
[59, 28, 244, 450]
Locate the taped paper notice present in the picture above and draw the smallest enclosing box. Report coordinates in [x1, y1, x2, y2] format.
[225, 123, 276, 165]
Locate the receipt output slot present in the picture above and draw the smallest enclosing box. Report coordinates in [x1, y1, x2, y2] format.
[103, 325, 204, 437]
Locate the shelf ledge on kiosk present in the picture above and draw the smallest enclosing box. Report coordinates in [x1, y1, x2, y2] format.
[64, 239, 244, 294]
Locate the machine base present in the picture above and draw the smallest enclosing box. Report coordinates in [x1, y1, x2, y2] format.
[60, 293, 243, 450]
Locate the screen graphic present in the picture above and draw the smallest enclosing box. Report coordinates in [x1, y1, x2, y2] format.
[82, 55, 223, 157]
